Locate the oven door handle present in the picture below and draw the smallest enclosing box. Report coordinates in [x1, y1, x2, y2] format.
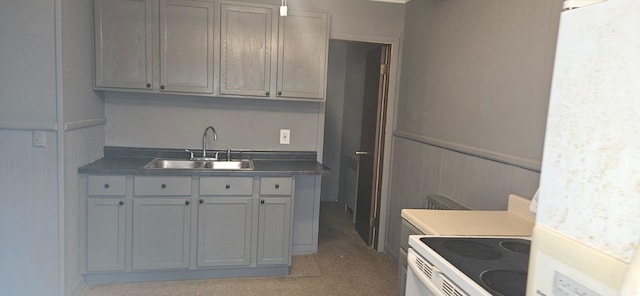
[407, 248, 445, 295]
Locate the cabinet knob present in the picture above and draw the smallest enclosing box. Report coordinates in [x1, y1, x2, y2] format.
[161, 183, 167, 189]
[104, 183, 110, 189]
[160, 85, 165, 90]
[265, 91, 270, 96]
[199, 199, 204, 204]
[119, 200, 124, 206]
[146, 83, 151, 88]
[277, 91, 282, 96]
[260, 200, 265, 204]
[275, 184, 280, 189]
[225, 184, 231, 189]
[185, 200, 190, 205]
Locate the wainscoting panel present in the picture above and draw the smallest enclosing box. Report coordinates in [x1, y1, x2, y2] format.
[385, 135, 540, 261]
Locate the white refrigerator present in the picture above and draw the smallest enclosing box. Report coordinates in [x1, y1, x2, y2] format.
[526, 0, 640, 295]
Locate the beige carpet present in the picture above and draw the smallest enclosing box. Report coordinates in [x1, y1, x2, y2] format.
[81, 202, 397, 296]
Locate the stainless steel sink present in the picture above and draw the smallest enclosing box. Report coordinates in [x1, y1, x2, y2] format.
[144, 158, 254, 170]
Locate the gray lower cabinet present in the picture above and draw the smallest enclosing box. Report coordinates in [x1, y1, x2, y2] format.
[132, 176, 192, 270]
[257, 197, 292, 265]
[87, 198, 127, 272]
[132, 198, 192, 270]
[84, 174, 295, 282]
[86, 175, 127, 272]
[197, 176, 254, 267]
[398, 219, 423, 296]
[257, 177, 293, 265]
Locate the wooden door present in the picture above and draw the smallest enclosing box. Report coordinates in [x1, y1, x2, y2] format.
[94, 0, 153, 89]
[159, 0, 214, 93]
[354, 45, 391, 248]
[219, 3, 276, 97]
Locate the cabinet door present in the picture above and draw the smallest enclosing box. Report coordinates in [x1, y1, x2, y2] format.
[219, 4, 276, 97]
[132, 198, 191, 270]
[257, 197, 292, 265]
[94, 0, 153, 90]
[276, 10, 328, 100]
[197, 197, 252, 267]
[87, 198, 126, 272]
[159, 0, 214, 93]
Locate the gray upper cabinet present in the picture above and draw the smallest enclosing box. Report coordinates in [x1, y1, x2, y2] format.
[94, 0, 153, 90]
[160, 0, 215, 93]
[94, 0, 329, 101]
[219, 3, 276, 97]
[276, 10, 328, 100]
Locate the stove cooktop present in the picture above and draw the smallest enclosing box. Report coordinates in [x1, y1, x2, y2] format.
[419, 237, 531, 296]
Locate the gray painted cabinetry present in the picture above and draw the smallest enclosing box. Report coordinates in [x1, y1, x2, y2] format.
[94, 0, 214, 94]
[132, 176, 192, 270]
[258, 177, 293, 265]
[83, 174, 295, 283]
[397, 219, 423, 296]
[95, 0, 328, 100]
[86, 176, 127, 272]
[197, 177, 253, 267]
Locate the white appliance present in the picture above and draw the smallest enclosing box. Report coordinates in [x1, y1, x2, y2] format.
[406, 235, 531, 296]
[527, 0, 640, 295]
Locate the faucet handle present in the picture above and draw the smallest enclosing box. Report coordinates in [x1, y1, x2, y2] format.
[184, 149, 194, 160]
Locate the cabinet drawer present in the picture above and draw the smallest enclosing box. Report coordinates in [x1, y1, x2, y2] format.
[259, 177, 292, 196]
[134, 176, 191, 196]
[199, 177, 253, 196]
[88, 175, 126, 196]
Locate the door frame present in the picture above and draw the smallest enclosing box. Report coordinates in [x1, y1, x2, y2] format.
[316, 32, 401, 252]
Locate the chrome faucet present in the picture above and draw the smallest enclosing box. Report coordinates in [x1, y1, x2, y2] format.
[202, 126, 217, 159]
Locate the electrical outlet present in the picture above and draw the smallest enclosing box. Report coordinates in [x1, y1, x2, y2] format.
[280, 129, 290, 145]
[32, 131, 46, 147]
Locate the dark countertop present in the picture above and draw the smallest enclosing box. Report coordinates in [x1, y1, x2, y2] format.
[78, 147, 331, 177]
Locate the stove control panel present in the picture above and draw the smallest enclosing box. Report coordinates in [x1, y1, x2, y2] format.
[553, 271, 599, 296]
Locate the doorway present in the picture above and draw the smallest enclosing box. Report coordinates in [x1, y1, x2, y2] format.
[321, 40, 392, 249]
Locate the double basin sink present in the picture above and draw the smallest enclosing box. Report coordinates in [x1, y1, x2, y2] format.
[145, 158, 254, 171]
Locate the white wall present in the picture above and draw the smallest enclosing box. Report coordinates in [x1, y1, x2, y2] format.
[384, 0, 562, 260]
[61, 0, 106, 294]
[321, 41, 348, 202]
[0, 0, 57, 127]
[0, 1, 61, 295]
[395, 0, 561, 169]
[105, 93, 321, 150]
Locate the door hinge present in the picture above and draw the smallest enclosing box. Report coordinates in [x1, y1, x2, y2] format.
[380, 64, 389, 75]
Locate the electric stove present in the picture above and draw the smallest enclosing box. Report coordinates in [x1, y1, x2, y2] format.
[406, 235, 531, 296]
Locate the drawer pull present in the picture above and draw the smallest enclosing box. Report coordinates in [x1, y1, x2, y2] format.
[199, 199, 204, 204]
[104, 184, 110, 189]
[118, 200, 124, 206]
[185, 200, 190, 205]
[260, 200, 265, 204]
[275, 184, 280, 189]
[225, 184, 231, 189]
[161, 184, 167, 189]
